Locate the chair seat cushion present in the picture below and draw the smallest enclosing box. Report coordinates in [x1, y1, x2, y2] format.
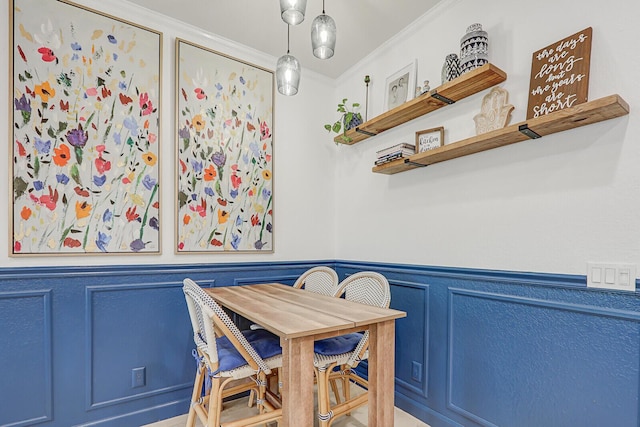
[314, 333, 362, 356]
[216, 329, 282, 373]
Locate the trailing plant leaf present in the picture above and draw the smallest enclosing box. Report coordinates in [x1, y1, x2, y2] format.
[323, 98, 363, 144]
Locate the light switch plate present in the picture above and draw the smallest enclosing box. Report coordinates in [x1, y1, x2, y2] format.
[587, 263, 637, 292]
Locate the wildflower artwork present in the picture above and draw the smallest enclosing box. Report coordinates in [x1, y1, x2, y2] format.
[176, 39, 274, 253]
[11, 0, 162, 255]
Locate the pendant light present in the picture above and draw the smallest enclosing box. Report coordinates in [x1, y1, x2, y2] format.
[280, 0, 307, 25]
[311, 0, 336, 59]
[276, 25, 301, 96]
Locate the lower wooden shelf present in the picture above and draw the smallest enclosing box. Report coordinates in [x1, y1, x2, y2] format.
[372, 94, 630, 175]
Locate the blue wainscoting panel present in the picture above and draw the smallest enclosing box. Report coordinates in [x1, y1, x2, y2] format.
[448, 288, 640, 427]
[235, 274, 298, 286]
[0, 290, 52, 427]
[0, 261, 333, 427]
[337, 261, 640, 427]
[0, 260, 638, 427]
[85, 281, 193, 410]
[390, 280, 430, 398]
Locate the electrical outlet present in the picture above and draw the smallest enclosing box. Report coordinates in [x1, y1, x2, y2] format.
[411, 361, 422, 382]
[587, 263, 637, 292]
[132, 367, 145, 388]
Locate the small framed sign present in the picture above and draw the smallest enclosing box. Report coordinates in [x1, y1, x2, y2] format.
[416, 127, 444, 153]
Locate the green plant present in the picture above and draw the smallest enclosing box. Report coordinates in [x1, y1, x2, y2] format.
[324, 98, 363, 144]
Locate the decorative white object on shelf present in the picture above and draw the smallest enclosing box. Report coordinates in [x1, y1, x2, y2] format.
[416, 81, 431, 97]
[460, 23, 489, 74]
[441, 53, 461, 84]
[473, 87, 514, 135]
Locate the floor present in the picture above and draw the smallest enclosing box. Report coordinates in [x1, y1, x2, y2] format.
[143, 383, 430, 427]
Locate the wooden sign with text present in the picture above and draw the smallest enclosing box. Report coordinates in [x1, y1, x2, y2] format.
[526, 27, 592, 120]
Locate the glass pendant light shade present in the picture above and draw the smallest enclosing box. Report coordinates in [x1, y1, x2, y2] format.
[280, 0, 307, 25]
[276, 54, 301, 96]
[311, 13, 336, 59]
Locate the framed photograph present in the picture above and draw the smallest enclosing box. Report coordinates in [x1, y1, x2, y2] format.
[383, 60, 417, 111]
[176, 39, 274, 253]
[415, 127, 444, 153]
[10, 0, 162, 255]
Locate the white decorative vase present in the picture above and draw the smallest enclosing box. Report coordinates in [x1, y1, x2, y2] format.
[460, 23, 489, 74]
[441, 53, 461, 84]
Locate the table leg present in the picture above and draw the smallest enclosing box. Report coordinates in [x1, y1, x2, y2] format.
[280, 335, 315, 427]
[367, 320, 396, 427]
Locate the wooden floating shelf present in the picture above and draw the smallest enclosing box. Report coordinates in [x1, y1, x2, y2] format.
[372, 94, 630, 175]
[335, 63, 507, 145]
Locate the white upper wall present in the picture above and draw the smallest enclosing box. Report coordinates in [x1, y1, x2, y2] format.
[333, 0, 639, 276]
[2, 0, 638, 278]
[0, 0, 336, 267]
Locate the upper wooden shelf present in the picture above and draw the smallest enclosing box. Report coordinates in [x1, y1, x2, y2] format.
[372, 94, 630, 175]
[335, 63, 508, 145]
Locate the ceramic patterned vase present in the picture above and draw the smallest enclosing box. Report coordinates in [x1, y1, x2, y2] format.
[441, 53, 461, 84]
[344, 113, 363, 131]
[459, 23, 489, 74]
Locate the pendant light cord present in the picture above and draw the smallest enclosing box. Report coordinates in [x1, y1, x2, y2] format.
[287, 24, 290, 54]
[322, 0, 325, 14]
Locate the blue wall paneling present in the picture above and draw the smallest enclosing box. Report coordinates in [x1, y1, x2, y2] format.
[0, 260, 637, 427]
[336, 262, 640, 427]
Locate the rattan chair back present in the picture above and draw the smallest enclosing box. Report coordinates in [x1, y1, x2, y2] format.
[293, 266, 339, 296]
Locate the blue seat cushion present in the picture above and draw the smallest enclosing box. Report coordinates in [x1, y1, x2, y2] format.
[215, 329, 282, 372]
[314, 333, 362, 356]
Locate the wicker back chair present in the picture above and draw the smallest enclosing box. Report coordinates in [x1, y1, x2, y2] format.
[312, 271, 391, 427]
[292, 266, 339, 296]
[182, 278, 282, 427]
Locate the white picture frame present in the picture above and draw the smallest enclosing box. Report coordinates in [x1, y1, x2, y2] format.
[175, 39, 274, 253]
[383, 60, 417, 111]
[11, 0, 163, 255]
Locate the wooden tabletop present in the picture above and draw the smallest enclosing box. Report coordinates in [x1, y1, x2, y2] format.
[206, 282, 406, 427]
[205, 283, 406, 339]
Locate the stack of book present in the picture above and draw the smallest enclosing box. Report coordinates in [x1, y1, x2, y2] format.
[375, 143, 415, 165]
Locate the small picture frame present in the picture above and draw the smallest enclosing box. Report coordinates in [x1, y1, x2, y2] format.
[416, 127, 444, 153]
[384, 60, 417, 111]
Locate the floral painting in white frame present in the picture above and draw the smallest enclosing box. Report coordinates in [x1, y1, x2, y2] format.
[11, 0, 163, 255]
[175, 39, 274, 253]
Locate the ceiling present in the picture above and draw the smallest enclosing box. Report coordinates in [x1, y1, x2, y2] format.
[125, 0, 443, 79]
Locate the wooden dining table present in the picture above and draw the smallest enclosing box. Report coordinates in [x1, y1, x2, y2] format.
[205, 282, 406, 427]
